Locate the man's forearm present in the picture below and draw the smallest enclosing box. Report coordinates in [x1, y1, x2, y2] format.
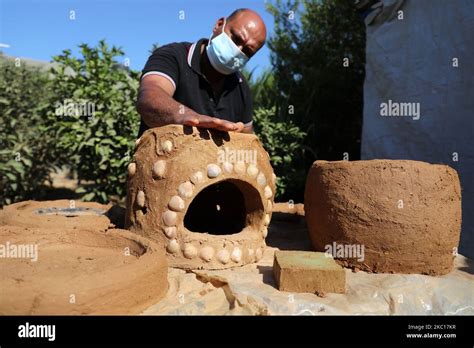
[136, 77, 245, 132]
[136, 85, 200, 128]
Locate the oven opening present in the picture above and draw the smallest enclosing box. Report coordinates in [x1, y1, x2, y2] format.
[184, 179, 264, 235]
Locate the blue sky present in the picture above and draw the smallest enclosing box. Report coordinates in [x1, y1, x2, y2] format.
[0, 0, 276, 76]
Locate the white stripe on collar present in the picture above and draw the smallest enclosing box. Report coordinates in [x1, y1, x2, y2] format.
[187, 42, 197, 67]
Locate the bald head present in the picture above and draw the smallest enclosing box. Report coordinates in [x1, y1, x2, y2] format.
[210, 8, 267, 58]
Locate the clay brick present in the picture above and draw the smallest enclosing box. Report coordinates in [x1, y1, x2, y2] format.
[273, 250, 345, 294]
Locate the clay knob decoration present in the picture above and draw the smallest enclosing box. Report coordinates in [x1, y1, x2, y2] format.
[152, 160, 166, 179]
[304, 160, 462, 275]
[125, 125, 276, 270]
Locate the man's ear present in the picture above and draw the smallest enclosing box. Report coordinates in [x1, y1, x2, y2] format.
[212, 17, 226, 36]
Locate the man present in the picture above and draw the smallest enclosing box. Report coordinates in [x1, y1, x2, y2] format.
[136, 8, 267, 137]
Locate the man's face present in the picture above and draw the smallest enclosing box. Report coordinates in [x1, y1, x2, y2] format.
[211, 11, 267, 59]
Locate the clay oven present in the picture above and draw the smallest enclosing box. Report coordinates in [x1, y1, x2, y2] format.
[125, 125, 276, 270]
[304, 160, 462, 275]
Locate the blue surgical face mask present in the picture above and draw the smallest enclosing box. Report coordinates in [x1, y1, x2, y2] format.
[206, 19, 249, 75]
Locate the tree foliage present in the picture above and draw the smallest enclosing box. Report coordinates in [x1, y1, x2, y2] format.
[253, 107, 306, 198]
[242, 68, 279, 110]
[267, 0, 366, 179]
[45, 40, 140, 203]
[0, 55, 55, 206]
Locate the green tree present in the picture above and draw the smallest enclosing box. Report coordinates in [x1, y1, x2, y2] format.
[267, 0, 366, 199]
[253, 107, 306, 198]
[0, 55, 56, 206]
[46, 40, 140, 203]
[242, 68, 278, 110]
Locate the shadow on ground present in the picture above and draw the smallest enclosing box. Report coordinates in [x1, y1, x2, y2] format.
[265, 212, 312, 251]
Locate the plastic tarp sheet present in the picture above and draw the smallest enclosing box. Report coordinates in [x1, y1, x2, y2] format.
[360, 0, 474, 259]
[143, 217, 474, 315]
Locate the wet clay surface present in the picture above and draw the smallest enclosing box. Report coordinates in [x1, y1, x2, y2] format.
[0, 200, 168, 314]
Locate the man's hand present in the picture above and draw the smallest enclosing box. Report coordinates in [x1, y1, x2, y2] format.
[180, 113, 244, 132]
